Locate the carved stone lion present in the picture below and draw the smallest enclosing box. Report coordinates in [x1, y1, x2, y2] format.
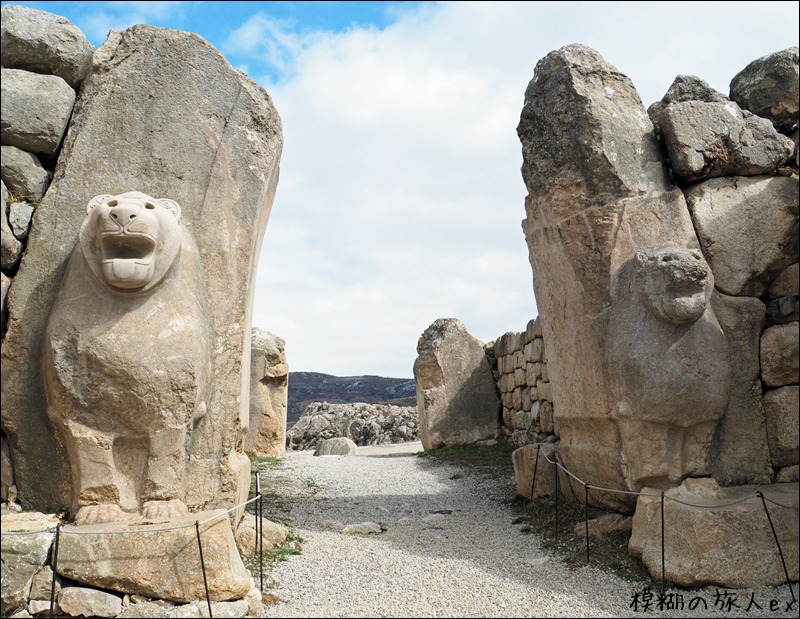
[605, 244, 731, 489]
[43, 192, 213, 525]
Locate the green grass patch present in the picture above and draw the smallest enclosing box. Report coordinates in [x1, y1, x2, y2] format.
[415, 438, 516, 467]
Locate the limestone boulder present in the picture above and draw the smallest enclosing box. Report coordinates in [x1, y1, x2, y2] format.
[647, 74, 727, 134]
[8, 202, 34, 241]
[58, 587, 122, 618]
[770, 263, 799, 297]
[55, 510, 251, 603]
[710, 293, 772, 485]
[314, 437, 358, 456]
[245, 329, 288, 459]
[1, 433, 14, 501]
[2, 181, 23, 271]
[764, 386, 799, 468]
[0, 146, 51, 201]
[233, 512, 288, 558]
[0, 512, 60, 614]
[629, 478, 799, 587]
[0, 271, 9, 340]
[761, 322, 800, 387]
[512, 443, 556, 500]
[661, 100, 793, 182]
[686, 176, 799, 297]
[0, 68, 75, 157]
[730, 47, 799, 133]
[0, 5, 95, 89]
[1, 24, 282, 516]
[413, 318, 500, 450]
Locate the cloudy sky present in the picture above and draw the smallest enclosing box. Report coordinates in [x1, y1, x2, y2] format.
[7, 1, 799, 377]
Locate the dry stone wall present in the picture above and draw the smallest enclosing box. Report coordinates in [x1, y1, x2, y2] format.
[486, 317, 555, 448]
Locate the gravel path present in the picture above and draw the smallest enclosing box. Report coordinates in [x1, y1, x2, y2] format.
[256, 442, 796, 618]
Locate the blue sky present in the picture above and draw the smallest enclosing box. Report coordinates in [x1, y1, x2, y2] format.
[4, 1, 799, 377]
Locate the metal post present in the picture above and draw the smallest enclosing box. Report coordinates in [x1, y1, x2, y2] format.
[195, 521, 213, 618]
[584, 484, 590, 563]
[757, 492, 795, 603]
[49, 523, 62, 618]
[660, 491, 665, 595]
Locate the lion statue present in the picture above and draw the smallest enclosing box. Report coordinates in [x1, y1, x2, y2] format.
[43, 191, 213, 525]
[604, 243, 731, 489]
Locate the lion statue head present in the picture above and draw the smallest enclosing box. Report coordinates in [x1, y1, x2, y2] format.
[636, 244, 714, 325]
[79, 191, 183, 293]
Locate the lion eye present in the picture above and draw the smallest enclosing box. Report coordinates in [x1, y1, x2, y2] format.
[145, 203, 156, 210]
[107, 200, 118, 207]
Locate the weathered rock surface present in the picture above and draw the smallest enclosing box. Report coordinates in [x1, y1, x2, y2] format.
[512, 442, 557, 500]
[1, 23, 282, 516]
[0, 512, 59, 614]
[686, 175, 799, 297]
[605, 245, 730, 489]
[660, 100, 793, 182]
[233, 512, 288, 558]
[245, 329, 288, 459]
[763, 386, 799, 468]
[0, 146, 50, 201]
[0, 68, 75, 157]
[517, 44, 706, 510]
[314, 437, 358, 456]
[770, 262, 799, 297]
[58, 587, 122, 618]
[286, 402, 417, 451]
[7, 202, 34, 241]
[710, 293, 772, 485]
[0, 5, 95, 89]
[414, 318, 500, 450]
[647, 74, 727, 135]
[730, 47, 799, 132]
[761, 322, 800, 387]
[629, 478, 799, 587]
[55, 510, 251, 603]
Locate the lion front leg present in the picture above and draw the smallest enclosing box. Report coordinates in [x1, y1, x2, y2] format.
[140, 425, 190, 520]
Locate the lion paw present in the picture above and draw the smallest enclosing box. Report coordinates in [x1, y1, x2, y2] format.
[74, 504, 131, 525]
[141, 499, 190, 521]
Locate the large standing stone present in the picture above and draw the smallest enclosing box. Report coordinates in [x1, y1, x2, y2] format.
[1, 25, 282, 516]
[730, 47, 799, 133]
[686, 176, 799, 297]
[55, 510, 251, 603]
[0, 68, 76, 157]
[517, 44, 713, 510]
[710, 293, 772, 485]
[629, 478, 799, 588]
[244, 329, 288, 459]
[660, 100, 793, 182]
[0, 5, 95, 89]
[413, 318, 500, 450]
[0, 512, 60, 614]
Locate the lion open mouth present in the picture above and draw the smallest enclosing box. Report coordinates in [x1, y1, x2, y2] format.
[100, 233, 157, 288]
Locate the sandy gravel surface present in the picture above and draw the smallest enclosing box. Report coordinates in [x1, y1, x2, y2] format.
[255, 442, 796, 618]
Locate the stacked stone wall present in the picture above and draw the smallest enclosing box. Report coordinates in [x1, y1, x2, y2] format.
[486, 317, 555, 448]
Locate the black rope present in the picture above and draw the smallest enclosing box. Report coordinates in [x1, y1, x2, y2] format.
[757, 491, 796, 603]
[195, 521, 213, 618]
[529, 444, 540, 503]
[660, 491, 665, 595]
[584, 484, 590, 563]
[49, 523, 61, 618]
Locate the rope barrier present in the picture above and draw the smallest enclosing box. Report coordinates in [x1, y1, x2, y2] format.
[758, 492, 796, 604]
[48, 523, 61, 619]
[195, 521, 213, 618]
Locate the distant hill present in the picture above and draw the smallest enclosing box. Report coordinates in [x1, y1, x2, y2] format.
[287, 372, 416, 424]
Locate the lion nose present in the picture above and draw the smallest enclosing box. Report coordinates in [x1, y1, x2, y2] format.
[109, 203, 140, 228]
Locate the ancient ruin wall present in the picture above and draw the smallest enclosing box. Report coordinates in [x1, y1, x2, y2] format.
[516, 44, 798, 510]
